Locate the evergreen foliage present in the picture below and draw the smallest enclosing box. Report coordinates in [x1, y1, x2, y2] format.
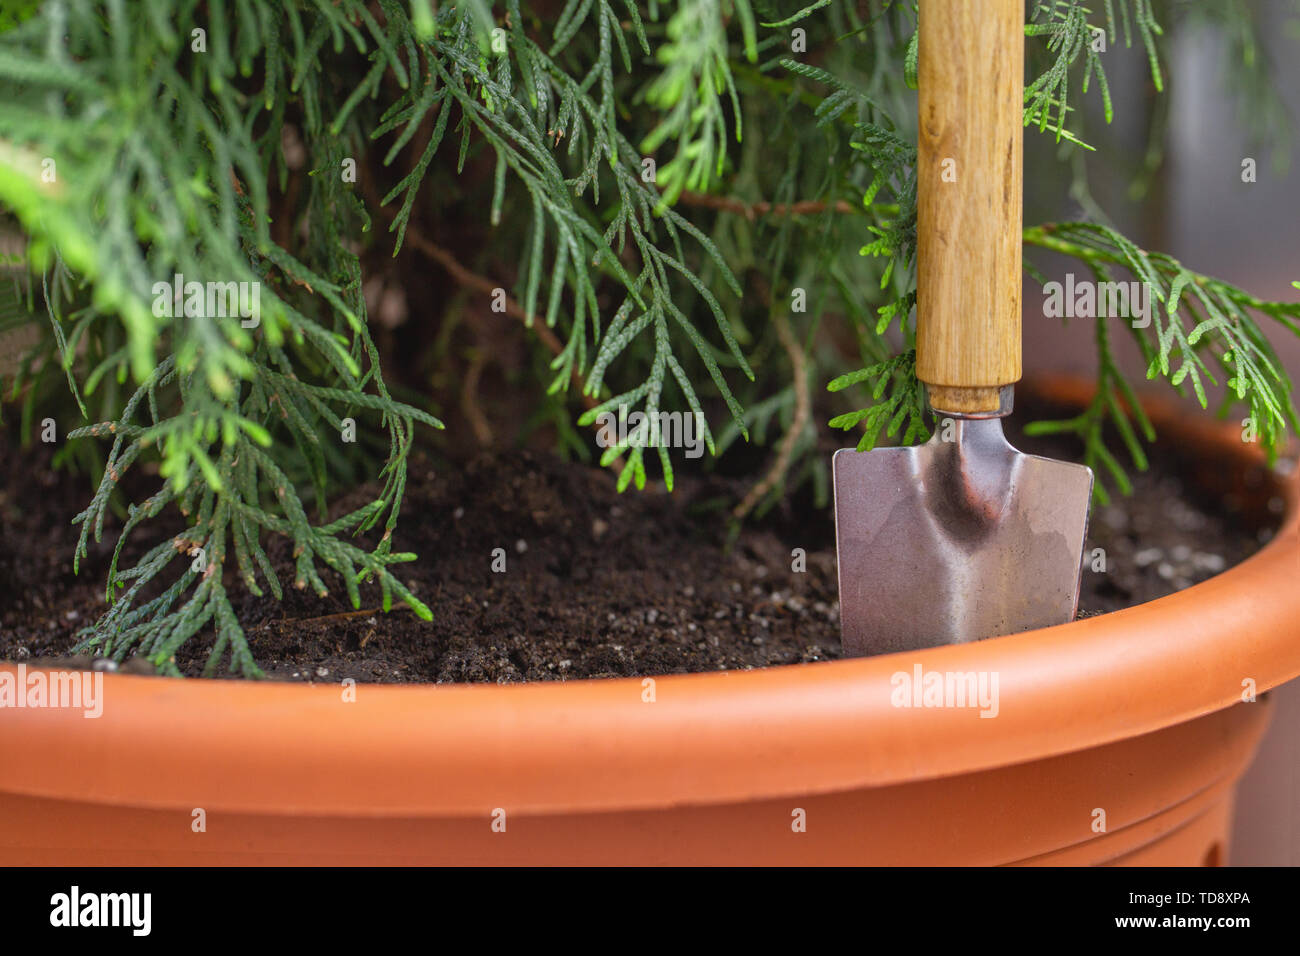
[0, 0, 1296, 673]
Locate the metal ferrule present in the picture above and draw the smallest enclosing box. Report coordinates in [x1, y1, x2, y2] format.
[927, 384, 1015, 420]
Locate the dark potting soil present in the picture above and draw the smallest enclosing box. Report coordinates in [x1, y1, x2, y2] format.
[0, 414, 1284, 683]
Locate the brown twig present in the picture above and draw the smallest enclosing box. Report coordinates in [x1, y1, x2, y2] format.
[359, 175, 597, 409]
[359, 168, 635, 470]
[679, 190, 858, 220]
[461, 345, 494, 446]
[403, 227, 571, 363]
[733, 296, 812, 520]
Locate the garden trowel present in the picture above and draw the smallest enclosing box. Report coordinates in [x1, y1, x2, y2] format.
[832, 0, 1093, 657]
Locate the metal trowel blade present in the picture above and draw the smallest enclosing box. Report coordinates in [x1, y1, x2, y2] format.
[832, 417, 1093, 658]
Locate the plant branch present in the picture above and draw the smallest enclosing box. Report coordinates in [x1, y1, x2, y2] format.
[679, 190, 858, 220]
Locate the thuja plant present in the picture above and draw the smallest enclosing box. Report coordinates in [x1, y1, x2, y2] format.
[0, 0, 1296, 675]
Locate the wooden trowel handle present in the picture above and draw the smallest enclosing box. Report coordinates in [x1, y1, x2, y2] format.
[915, 0, 1024, 415]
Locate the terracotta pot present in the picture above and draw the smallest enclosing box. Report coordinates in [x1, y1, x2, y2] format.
[1, 379, 1297, 865]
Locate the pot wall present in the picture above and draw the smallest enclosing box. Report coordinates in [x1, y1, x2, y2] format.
[0, 389, 1296, 865]
[0, 691, 1269, 865]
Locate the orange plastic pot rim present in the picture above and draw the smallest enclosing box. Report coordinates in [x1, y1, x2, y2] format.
[1, 395, 1297, 818]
